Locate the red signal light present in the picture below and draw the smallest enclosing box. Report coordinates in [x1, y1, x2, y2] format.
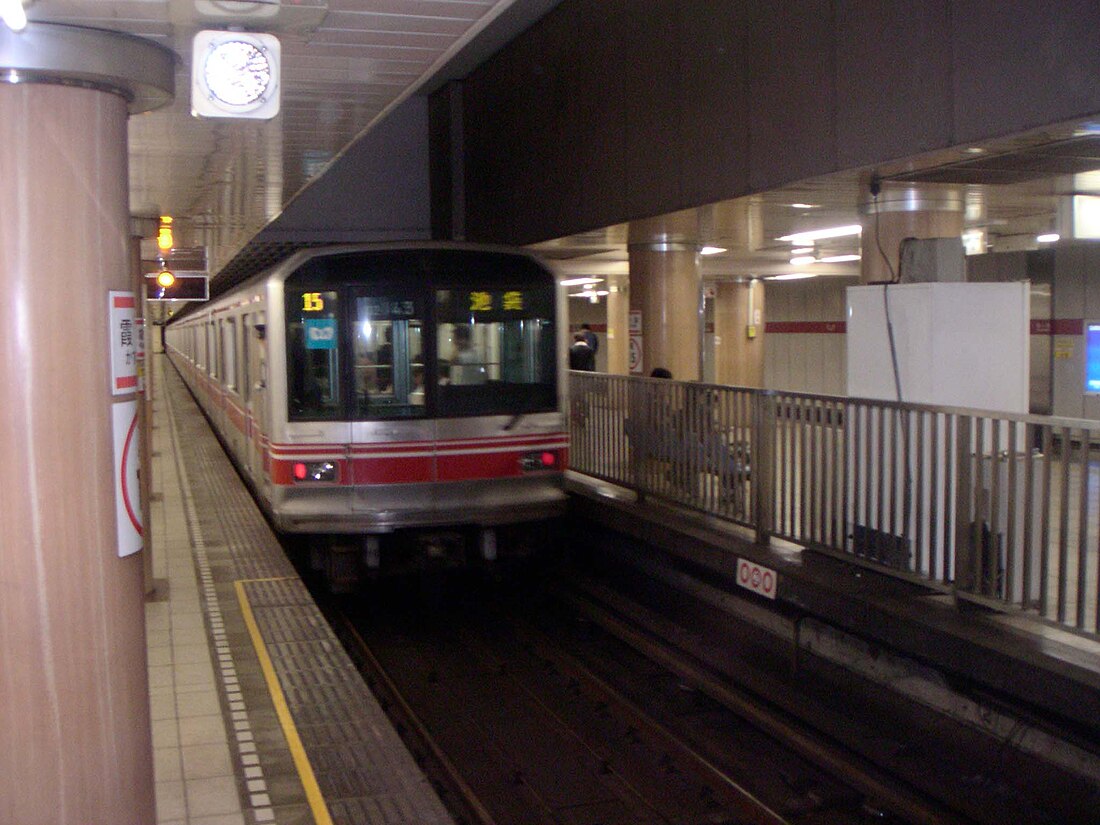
[293, 462, 307, 480]
[541, 451, 556, 468]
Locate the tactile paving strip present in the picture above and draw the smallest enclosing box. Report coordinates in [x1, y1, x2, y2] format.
[163, 361, 454, 825]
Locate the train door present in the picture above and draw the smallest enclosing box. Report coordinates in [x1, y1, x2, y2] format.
[245, 312, 268, 485]
[348, 288, 434, 512]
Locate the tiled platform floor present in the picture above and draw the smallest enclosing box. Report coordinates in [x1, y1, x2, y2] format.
[144, 352, 454, 825]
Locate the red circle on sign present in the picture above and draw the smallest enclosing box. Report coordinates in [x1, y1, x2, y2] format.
[120, 411, 143, 536]
[739, 562, 750, 583]
[763, 571, 774, 593]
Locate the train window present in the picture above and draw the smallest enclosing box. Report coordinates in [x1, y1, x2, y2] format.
[208, 321, 218, 378]
[286, 290, 342, 419]
[240, 314, 251, 403]
[435, 287, 556, 415]
[351, 293, 425, 419]
[223, 318, 237, 391]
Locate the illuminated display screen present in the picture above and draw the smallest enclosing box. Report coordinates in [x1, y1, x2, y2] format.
[1086, 323, 1100, 393]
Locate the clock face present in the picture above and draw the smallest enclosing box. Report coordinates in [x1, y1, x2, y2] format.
[203, 39, 272, 107]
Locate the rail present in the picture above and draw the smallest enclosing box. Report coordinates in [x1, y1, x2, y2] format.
[567, 372, 1100, 637]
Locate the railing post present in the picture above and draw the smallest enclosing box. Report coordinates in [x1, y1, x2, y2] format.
[753, 390, 777, 545]
[953, 415, 974, 596]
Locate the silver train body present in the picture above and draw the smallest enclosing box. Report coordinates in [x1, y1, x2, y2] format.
[165, 243, 569, 573]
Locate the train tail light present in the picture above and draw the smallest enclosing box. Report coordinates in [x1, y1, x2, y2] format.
[292, 461, 338, 482]
[520, 450, 558, 472]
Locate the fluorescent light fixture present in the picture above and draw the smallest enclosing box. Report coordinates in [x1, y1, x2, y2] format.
[560, 277, 602, 287]
[1036, 233, 1060, 243]
[790, 203, 817, 209]
[789, 255, 816, 265]
[817, 254, 861, 263]
[1073, 195, 1100, 238]
[767, 273, 818, 281]
[1, 0, 27, 32]
[962, 229, 985, 255]
[778, 224, 862, 244]
[700, 246, 727, 255]
[790, 247, 814, 255]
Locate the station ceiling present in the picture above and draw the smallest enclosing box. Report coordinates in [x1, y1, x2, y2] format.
[19, 1, 1100, 291]
[24, 0, 560, 276]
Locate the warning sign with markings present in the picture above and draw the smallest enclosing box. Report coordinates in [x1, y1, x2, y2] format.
[736, 558, 776, 600]
[112, 399, 143, 557]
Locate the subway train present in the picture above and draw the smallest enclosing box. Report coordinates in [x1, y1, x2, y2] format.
[165, 243, 569, 588]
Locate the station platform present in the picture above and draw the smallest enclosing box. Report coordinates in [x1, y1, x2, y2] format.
[145, 352, 455, 825]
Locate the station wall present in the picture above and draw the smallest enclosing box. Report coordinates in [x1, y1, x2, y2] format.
[452, 0, 1100, 246]
[763, 277, 854, 396]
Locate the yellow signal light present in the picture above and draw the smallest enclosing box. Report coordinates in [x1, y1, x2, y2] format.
[156, 270, 176, 288]
[157, 225, 174, 251]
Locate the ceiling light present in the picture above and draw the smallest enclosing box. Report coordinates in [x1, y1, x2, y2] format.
[789, 255, 816, 265]
[700, 246, 727, 255]
[560, 277, 602, 287]
[790, 203, 817, 209]
[817, 254, 861, 263]
[964, 147, 985, 155]
[778, 224, 862, 245]
[767, 273, 818, 281]
[1036, 233, 1060, 243]
[0, 0, 27, 32]
[790, 247, 813, 255]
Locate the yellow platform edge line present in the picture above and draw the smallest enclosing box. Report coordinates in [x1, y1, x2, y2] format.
[234, 579, 334, 825]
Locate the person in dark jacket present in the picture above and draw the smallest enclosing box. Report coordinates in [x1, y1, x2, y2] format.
[580, 323, 598, 356]
[568, 332, 596, 371]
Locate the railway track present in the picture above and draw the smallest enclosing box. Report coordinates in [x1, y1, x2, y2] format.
[322, 569, 951, 825]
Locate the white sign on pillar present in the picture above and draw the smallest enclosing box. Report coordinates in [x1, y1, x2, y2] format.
[629, 310, 643, 374]
[109, 291, 138, 395]
[112, 400, 143, 557]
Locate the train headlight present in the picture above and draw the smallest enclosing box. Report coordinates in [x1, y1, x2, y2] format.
[520, 451, 558, 472]
[292, 461, 338, 482]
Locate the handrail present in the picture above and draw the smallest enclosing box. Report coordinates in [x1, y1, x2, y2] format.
[567, 372, 1100, 638]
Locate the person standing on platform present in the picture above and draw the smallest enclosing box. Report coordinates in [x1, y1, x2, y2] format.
[580, 323, 599, 359]
[569, 332, 596, 371]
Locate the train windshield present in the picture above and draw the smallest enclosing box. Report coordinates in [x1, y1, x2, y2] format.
[285, 249, 557, 421]
[435, 286, 555, 415]
[287, 290, 342, 419]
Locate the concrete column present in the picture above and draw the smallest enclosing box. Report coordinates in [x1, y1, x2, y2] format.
[860, 182, 964, 284]
[629, 210, 703, 380]
[0, 24, 173, 825]
[604, 272, 630, 375]
[714, 280, 764, 388]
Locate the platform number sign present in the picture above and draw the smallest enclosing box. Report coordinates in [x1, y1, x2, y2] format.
[736, 558, 777, 600]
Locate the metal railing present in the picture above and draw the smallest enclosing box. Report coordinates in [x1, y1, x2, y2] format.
[567, 372, 1100, 637]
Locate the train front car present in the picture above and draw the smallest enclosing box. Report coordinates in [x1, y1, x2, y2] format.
[266, 245, 568, 585]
